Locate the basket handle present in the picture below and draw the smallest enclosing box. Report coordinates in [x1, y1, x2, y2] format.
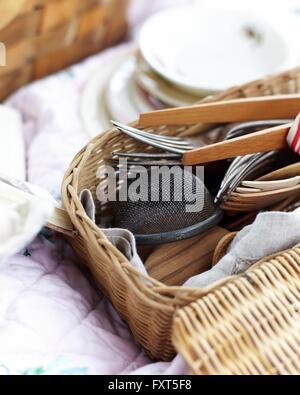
[0, 0, 25, 30]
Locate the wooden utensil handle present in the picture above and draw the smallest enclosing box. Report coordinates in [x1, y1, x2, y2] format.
[139, 95, 300, 127]
[46, 207, 74, 237]
[182, 123, 292, 165]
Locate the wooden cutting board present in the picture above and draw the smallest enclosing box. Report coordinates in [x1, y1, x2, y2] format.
[145, 226, 230, 286]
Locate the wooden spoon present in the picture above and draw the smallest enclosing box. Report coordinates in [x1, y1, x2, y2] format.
[241, 176, 300, 191]
[222, 185, 300, 212]
[257, 162, 300, 181]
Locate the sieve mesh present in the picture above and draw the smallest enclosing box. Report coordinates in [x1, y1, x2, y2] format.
[112, 167, 221, 243]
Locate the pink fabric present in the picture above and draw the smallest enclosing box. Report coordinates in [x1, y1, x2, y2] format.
[0, 0, 189, 375]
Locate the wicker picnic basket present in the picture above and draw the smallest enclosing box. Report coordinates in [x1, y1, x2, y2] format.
[173, 239, 300, 374]
[0, 0, 129, 100]
[61, 65, 300, 361]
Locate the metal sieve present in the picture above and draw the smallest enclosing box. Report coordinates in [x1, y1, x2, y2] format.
[112, 166, 223, 245]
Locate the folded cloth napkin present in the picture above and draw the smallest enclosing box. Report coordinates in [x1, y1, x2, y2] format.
[185, 207, 300, 288]
[0, 182, 54, 263]
[0, 176, 57, 263]
[79, 189, 146, 275]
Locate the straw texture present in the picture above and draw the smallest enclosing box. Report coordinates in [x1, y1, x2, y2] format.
[0, 0, 128, 100]
[173, 243, 300, 374]
[61, 66, 300, 361]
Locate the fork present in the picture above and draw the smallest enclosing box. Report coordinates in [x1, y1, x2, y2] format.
[111, 120, 291, 158]
[111, 121, 290, 203]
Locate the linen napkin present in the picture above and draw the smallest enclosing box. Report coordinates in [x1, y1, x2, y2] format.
[0, 177, 54, 263]
[79, 189, 146, 274]
[184, 207, 300, 288]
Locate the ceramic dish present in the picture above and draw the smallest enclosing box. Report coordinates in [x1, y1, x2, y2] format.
[80, 47, 133, 136]
[105, 54, 156, 124]
[139, 4, 297, 94]
[135, 56, 202, 107]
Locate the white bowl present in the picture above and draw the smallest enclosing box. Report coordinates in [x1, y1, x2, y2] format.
[139, 5, 297, 95]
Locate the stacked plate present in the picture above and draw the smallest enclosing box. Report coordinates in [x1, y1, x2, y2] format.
[80, 3, 299, 137]
[80, 44, 204, 137]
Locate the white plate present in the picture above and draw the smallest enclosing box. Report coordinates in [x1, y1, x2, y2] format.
[135, 56, 203, 107]
[105, 54, 156, 124]
[139, 4, 297, 94]
[80, 46, 132, 137]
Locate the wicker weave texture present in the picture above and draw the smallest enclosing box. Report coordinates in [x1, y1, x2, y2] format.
[173, 244, 300, 375]
[0, 0, 128, 100]
[61, 66, 300, 361]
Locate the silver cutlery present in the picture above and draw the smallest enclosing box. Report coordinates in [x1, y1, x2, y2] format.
[111, 119, 291, 157]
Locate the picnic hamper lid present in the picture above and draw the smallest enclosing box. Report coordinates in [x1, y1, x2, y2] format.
[172, 241, 300, 375]
[0, 0, 24, 29]
[0, 0, 129, 100]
